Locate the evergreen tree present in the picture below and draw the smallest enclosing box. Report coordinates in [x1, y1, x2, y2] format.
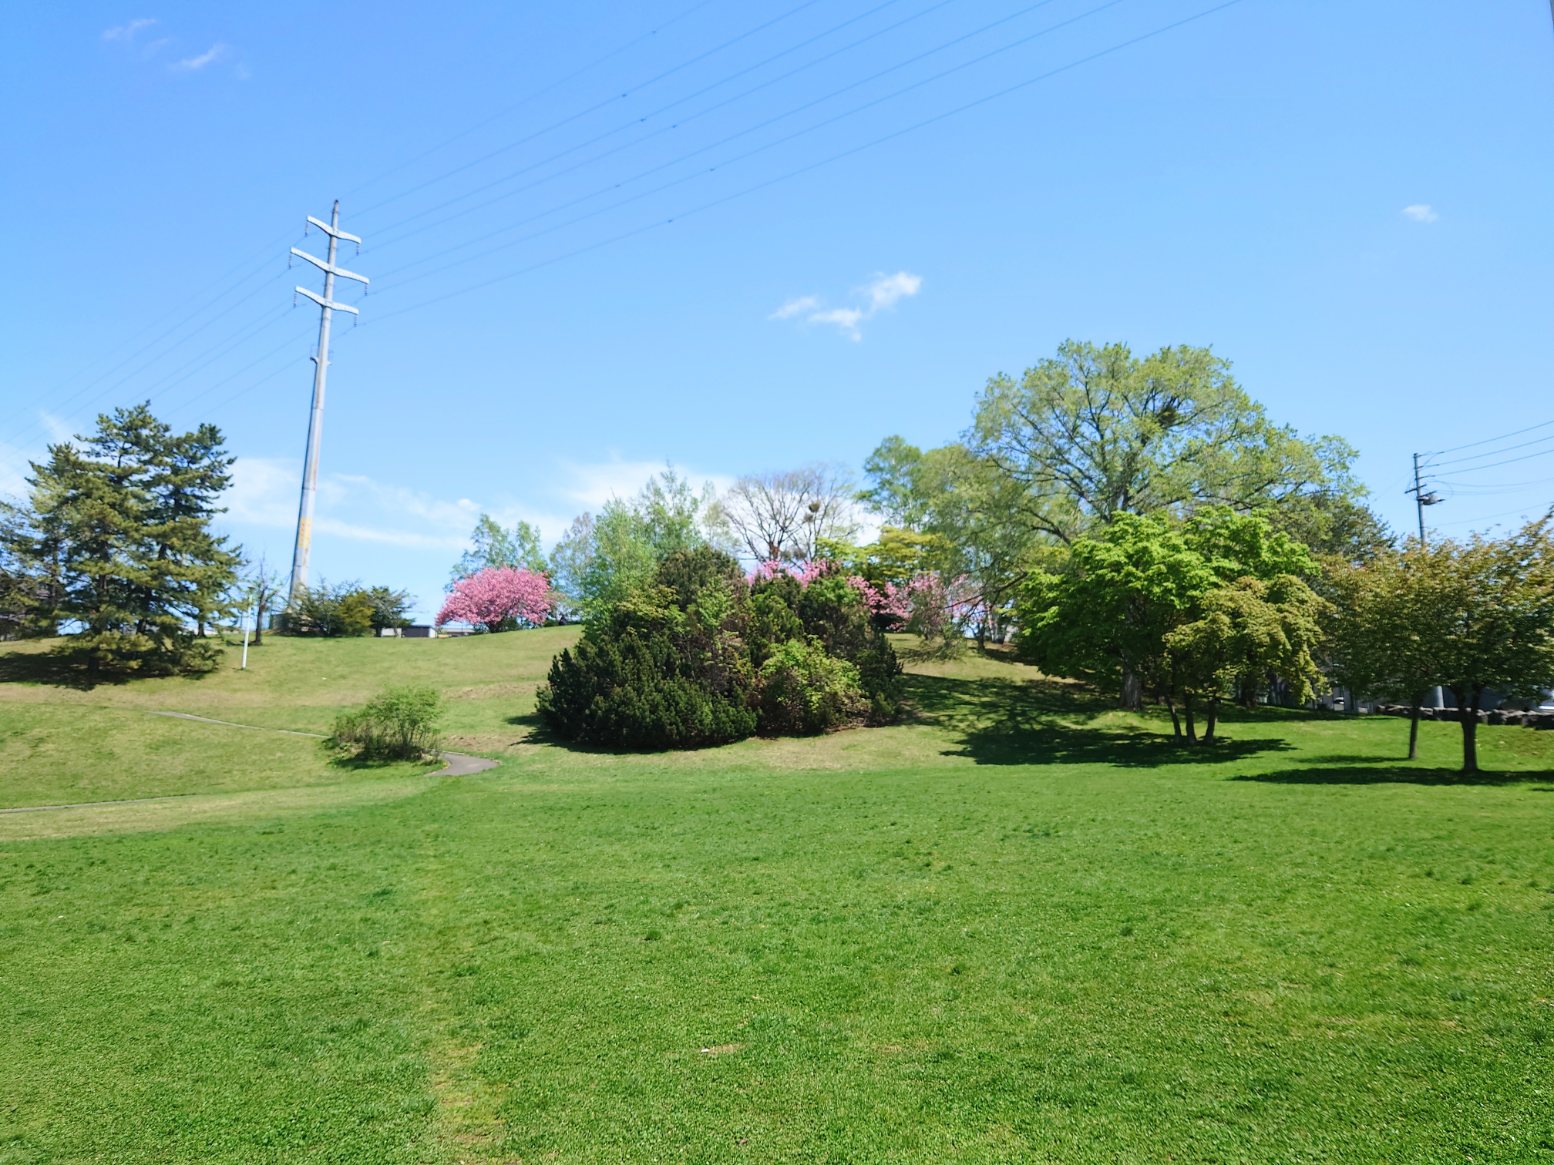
[13, 403, 239, 676]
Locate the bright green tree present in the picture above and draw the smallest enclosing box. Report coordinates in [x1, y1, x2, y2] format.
[1017, 509, 1320, 742]
[1162, 573, 1326, 744]
[451, 514, 545, 584]
[968, 340, 1354, 545]
[550, 469, 718, 625]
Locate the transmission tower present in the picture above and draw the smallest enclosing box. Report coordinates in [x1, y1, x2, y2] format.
[287, 201, 368, 606]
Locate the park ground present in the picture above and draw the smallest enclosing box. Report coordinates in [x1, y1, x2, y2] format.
[1, 630, 1551, 1163]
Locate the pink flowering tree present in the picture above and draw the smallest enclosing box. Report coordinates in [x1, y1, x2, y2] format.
[436, 566, 553, 632]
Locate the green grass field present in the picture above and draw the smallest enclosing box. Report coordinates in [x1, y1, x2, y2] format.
[1, 631, 1551, 1163]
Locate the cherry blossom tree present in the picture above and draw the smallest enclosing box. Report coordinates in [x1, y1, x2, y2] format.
[435, 566, 553, 632]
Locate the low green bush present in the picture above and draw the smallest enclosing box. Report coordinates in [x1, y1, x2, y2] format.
[757, 638, 866, 735]
[327, 684, 444, 762]
[538, 549, 901, 751]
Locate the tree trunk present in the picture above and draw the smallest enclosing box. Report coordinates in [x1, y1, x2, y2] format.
[1454, 686, 1481, 776]
[1120, 666, 1143, 712]
[1204, 698, 1219, 744]
[1183, 698, 1197, 745]
[1406, 694, 1421, 761]
[1165, 698, 1182, 740]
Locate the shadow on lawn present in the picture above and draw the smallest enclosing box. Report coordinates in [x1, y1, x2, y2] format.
[0, 648, 124, 691]
[905, 674, 1293, 768]
[1235, 765, 1543, 788]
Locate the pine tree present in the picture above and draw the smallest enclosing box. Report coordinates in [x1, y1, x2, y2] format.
[14, 403, 239, 677]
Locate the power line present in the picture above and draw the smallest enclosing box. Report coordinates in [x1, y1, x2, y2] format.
[1426, 416, 1554, 460]
[352, 0, 829, 219]
[1423, 428, 1554, 469]
[368, 0, 945, 247]
[341, 0, 724, 202]
[19, 246, 296, 440]
[372, 0, 1131, 291]
[364, 0, 1248, 324]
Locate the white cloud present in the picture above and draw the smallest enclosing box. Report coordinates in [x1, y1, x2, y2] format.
[770, 270, 923, 340]
[172, 42, 228, 71]
[865, 270, 923, 311]
[103, 18, 156, 41]
[1402, 203, 1439, 224]
[769, 295, 820, 321]
[221, 459, 468, 552]
[808, 307, 866, 342]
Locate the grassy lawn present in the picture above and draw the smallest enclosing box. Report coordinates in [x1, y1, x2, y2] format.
[1, 632, 1551, 1162]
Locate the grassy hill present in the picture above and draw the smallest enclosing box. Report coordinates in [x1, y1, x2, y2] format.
[1, 631, 1551, 1162]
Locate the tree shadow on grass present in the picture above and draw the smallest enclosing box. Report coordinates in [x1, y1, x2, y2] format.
[905, 674, 1293, 768]
[1234, 765, 1544, 788]
[0, 647, 124, 691]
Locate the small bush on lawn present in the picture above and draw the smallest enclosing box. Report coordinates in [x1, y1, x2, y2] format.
[327, 685, 445, 762]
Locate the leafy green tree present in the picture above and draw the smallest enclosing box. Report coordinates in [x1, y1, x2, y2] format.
[1018, 509, 1320, 742]
[861, 439, 1030, 646]
[288, 580, 375, 637]
[1423, 521, 1554, 774]
[1265, 491, 1393, 565]
[451, 514, 545, 584]
[1326, 549, 1444, 759]
[968, 340, 1354, 545]
[12, 403, 238, 676]
[1328, 523, 1554, 772]
[1162, 573, 1326, 743]
[361, 585, 414, 633]
[550, 469, 720, 626]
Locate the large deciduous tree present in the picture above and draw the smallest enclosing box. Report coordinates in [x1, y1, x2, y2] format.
[712, 465, 857, 564]
[967, 340, 1353, 545]
[8, 403, 239, 676]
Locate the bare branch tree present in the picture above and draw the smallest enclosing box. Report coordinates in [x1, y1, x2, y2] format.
[713, 465, 859, 563]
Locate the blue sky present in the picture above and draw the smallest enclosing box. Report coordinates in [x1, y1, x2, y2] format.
[4, 1, 1552, 620]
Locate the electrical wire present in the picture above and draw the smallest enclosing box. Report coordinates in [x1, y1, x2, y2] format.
[367, 0, 945, 246]
[341, 0, 724, 201]
[1425, 430, 1554, 471]
[371, 0, 1130, 290]
[363, 0, 1248, 324]
[352, 0, 829, 218]
[1427, 416, 1554, 460]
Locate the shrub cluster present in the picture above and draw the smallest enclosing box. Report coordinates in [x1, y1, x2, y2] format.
[327, 685, 445, 762]
[288, 581, 413, 637]
[537, 549, 900, 749]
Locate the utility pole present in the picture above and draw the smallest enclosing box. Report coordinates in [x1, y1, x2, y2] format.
[1406, 451, 1446, 709]
[1406, 451, 1442, 547]
[287, 201, 368, 606]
